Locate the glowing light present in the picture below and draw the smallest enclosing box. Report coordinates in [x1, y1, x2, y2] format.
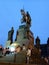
[9, 42, 20, 52]
[11, 42, 19, 47]
[10, 46, 15, 52]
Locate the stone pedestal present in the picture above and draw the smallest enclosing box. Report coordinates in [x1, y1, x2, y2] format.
[15, 25, 30, 46]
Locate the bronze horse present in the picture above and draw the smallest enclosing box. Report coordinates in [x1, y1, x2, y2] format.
[21, 9, 31, 26]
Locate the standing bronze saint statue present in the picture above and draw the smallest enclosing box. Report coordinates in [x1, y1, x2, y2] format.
[20, 9, 31, 27]
[35, 36, 40, 49]
[8, 27, 14, 44]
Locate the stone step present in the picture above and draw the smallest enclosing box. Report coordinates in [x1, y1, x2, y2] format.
[0, 62, 43, 65]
